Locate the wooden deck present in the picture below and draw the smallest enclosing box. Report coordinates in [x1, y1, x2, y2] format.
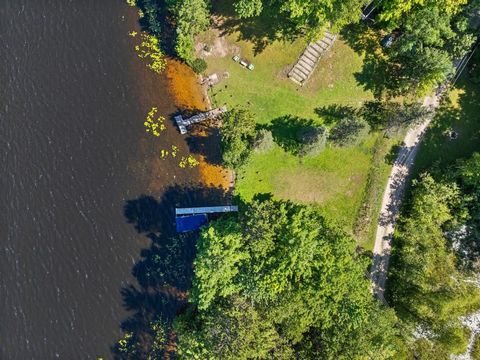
[174, 106, 228, 134]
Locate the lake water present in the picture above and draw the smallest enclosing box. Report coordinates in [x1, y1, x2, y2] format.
[1, 1, 203, 358]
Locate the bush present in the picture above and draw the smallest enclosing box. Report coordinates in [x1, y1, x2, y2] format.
[190, 58, 208, 74]
[329, 116, 370, 147]
[296, 125, 328, 157]
[253, 129, 273, 153]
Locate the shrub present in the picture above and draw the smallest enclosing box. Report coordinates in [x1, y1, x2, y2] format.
[190, 58, 208, 74]
[253, 129, 273, 153]
[296, 125, 328, 157]
[329, 116, 370, 147]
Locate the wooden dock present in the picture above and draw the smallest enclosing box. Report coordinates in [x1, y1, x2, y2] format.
[174, 106, 228, 134]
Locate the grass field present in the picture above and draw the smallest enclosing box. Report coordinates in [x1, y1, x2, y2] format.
[413, 76, 480, 177]
[205, 34, 372, 123]
[199, 24, 397, 249]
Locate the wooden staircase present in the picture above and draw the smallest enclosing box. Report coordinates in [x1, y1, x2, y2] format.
[288, 31, 337, 86]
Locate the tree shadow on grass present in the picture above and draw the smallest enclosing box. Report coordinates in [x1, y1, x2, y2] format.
[412, 85, 480, 177]
[314, 104, 357, 125]
[113, 184, 233, 358]
[211, 0, 301, 55]
[268, 115, 314, 155]
[384, 143, 402, 165]
[340, 23, 395, 98]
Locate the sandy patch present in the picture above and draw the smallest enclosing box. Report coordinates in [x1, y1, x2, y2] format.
[165, 58, 208, 111]
[273, 169, 343, 204]
[196, 28, 240, 59]
[198, 155, 234, 190]
[273, 167, 362, 204]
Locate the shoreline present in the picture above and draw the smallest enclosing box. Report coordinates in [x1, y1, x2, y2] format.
[165, 58, 234, 192]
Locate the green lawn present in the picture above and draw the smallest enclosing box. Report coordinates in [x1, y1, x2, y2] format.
[199, 27, 397, 249]
[206, 34, 372, 123]
[413, 77, 480, 177]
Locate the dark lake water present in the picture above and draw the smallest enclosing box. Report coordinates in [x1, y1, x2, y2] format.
[1, 1, 206, 358]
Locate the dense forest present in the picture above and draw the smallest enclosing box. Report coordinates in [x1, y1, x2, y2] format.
[117, 0, 480, 358]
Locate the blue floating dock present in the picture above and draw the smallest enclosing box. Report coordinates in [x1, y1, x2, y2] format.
[176, 214, 208, 233]
[175, 205, 238, 233]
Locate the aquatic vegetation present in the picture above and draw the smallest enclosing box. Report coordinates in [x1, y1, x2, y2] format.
[171, 145, 178, 157]
[179, 155, 199, 168]
[125, 0, 136, 6]
[116, 332, 133, 353]
[144, 107, 166, 137]
[160, 146, 179, 160]
[135, 34, 166, 74]
[128, 31, 137, 37]
[160, 149, 169, 159]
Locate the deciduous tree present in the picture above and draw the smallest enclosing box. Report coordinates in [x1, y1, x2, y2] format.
[220, 109, 256, 168]
[234, 0, 365, 35]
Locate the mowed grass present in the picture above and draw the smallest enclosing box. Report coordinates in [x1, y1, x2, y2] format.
[199, 27, 395, 248]
[413, 76, 480, 177]
[206, 34, 372, 123]
[236, 136, 373, 228]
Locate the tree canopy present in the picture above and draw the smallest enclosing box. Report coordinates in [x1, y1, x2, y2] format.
[379, 0, 468, 28]
[385, 2, 475, 95]
[234, 0, 365, 36]
[168, 0, 210, 63]
[329, 115, 370, 146]
[220, 108, 256, 168]
[175, 198, 402, 359]
[388, 153, 480, 356]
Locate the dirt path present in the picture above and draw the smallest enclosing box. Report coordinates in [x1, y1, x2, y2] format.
[371, 95, 439, 302]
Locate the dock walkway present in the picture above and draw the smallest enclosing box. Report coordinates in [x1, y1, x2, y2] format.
[174, 106, 228, 134]
[176, 206, 238, 216]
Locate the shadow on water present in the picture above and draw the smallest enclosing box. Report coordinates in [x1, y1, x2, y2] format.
[135, 0, 176, 56]
[113, 184, 232, 358]
[185, 121, 224, 166]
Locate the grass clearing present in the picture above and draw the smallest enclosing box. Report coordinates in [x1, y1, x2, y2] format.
[205, 33, 372, 123]
[235, 131, 398, 249]
[198, 23, 398, 249]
